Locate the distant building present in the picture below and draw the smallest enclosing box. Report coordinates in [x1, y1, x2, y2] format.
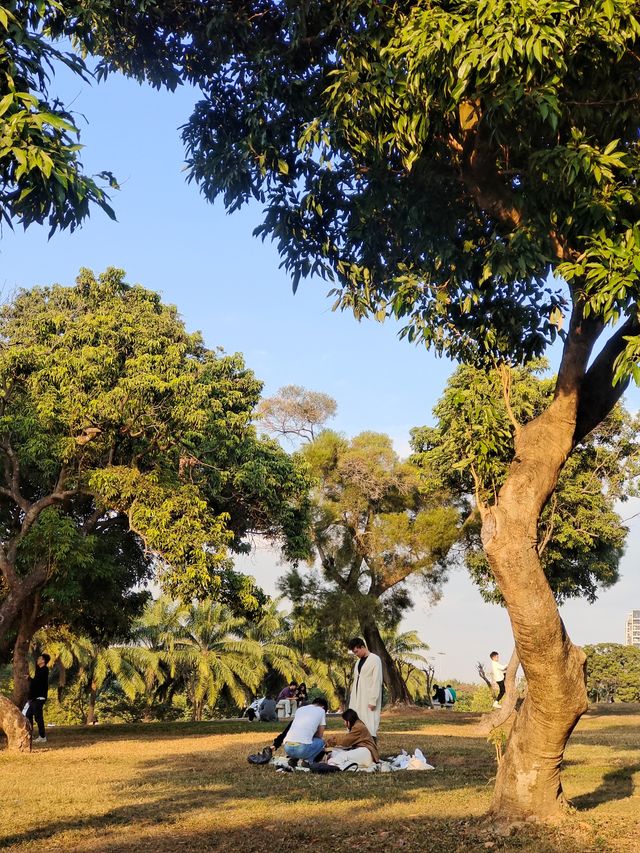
[624, 611, 640, 647]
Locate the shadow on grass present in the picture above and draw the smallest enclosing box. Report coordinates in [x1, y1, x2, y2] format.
[0, 741, 495, 850]
[569, 763, 640, 811]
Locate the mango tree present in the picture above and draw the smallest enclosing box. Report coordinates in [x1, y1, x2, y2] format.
[30, 0, 640, 818]
[0, 268, 310, 748]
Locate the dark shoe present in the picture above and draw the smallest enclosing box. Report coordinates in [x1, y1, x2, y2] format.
[288, 757, 299, 768]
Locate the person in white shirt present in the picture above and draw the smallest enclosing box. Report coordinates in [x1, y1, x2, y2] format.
[490, 651, 508, 708]
[347, 637, 383, 737]
[283, 697, 328, 763]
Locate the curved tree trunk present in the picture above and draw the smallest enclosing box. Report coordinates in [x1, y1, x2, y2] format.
[0, 693, 31, 752]
[481, 371, 591, 819]
[359, 616, 412, 704]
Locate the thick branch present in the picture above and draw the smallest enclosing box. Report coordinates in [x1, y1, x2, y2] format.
[574, 313, 640, 445]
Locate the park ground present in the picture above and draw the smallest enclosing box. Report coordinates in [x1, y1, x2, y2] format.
[0, 705, 638, 853]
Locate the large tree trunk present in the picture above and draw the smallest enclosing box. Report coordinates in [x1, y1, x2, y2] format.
[359, 615, 412, 704]
[11, 595, 38, 709]
[481, 385, 590, 817]
[0, 694, 31, 752]
[477, 314, 620, 820]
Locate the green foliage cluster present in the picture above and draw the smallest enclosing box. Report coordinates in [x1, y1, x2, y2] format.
[0, 0, 116, 232]
[0, 268, 312, 656]
[52, 1, 640, 378]
[410, 362, 640, 603]
[584, 642, 640, 702]
[35, 596, 348, 722]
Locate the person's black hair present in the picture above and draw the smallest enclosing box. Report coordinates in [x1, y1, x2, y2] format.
[289, 680, 298, 686]
[490, 651, 499, 659]
[348, 637, 366, 651]
[446, 684, 452, 688]
[40, 653, 51, 665]
[342, 709, 359, 729]
[298, 682, 306, 689]
[312, 696, 328, 711]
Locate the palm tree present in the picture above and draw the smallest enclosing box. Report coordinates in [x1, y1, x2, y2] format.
[32, 627, 146, 723]
[381, 628, 431, 702]
[165, 600, 264, 720]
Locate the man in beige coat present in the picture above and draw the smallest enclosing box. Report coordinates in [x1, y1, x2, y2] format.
[347, 637, 383, 737]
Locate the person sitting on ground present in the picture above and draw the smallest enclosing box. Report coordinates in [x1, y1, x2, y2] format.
[295, 682, 308, 707]
[444, 684, 456, 705]
[258, 695, 278, 722]
[432, 684, 446, 706]
[324, 709, 380, 769]
[283, 696, 328, 764]
[276, 681, 298, 718]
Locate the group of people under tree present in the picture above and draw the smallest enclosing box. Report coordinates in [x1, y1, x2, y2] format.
[263, 637, 383, 770]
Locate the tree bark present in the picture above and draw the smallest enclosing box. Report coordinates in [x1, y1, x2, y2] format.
[481, 391, 590, 817]
[476, 312, 616, 820]
[11, 595, 38, 709]
[86, 684, 98, 725]
[359, 614, 412, 704]
[0, 693, 31, 752]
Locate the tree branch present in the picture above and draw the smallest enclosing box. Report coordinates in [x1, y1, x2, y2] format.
[574, 313, 640, 445]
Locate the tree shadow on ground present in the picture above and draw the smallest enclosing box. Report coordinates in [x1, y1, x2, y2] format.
[569, 763, 640, 811]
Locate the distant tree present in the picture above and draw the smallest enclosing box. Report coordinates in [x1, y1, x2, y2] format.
[159, 600, 264, 721]
[381, 628, 430, 701]
[584, 643, 640, 703]
[410, 362, 640, 605]
[0, 268, 310, 747]
[257, 385, 336, 443]
[281, 429, 459, 704]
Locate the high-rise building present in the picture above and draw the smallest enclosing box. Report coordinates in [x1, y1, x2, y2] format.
[624, 610, 640, 647]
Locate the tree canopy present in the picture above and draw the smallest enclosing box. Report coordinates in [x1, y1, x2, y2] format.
[279, 428, 458, 702]
[583, 643, 640, 703]
[0, 267, 311, 644]
[58, 1, 640, 379]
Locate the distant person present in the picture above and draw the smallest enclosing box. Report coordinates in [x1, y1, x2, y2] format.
[25, 653, 50, 743]
[347, 637, 383, 738]
[444, 685, 456, 704]
[295, 682, 308, 707]
[276, 681, 298, 718]
[432, 684, 446, 706]
[258, 696, 278, 722]
[490, 651, 507, 708]
[283, 697, 328, 763]
[325, 709, 380, 769]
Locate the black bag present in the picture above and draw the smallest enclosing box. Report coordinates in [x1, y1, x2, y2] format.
[247, 746, 273, 765]
[307, 761, 342, 773]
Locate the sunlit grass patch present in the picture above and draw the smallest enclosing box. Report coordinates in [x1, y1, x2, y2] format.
[1, 705, 638, 852]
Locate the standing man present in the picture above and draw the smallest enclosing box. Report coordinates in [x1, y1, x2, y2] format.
[26, 653, 50, 744]
[347, 637, 383, 738]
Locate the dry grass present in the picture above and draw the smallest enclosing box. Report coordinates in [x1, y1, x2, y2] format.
[1, 705, 638, 853]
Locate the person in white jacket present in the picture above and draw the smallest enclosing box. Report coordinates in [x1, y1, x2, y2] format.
[347, 637, 383, 738]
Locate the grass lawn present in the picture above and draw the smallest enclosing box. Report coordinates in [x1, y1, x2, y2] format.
[1, 704, 638, 852]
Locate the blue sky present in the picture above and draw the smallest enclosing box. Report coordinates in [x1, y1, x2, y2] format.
[1, 66, 638, 683]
